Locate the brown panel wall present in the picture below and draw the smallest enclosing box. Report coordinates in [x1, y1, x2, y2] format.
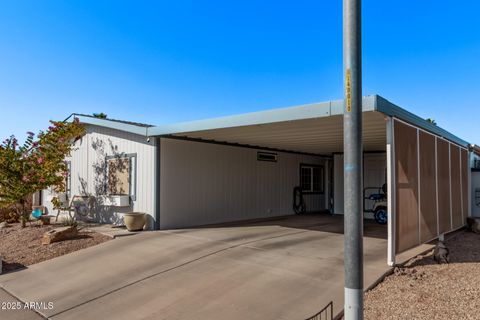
[437, 139, 451, 233]
[419, 131, 438, 242]
[393, 120, 468, 255]
[461, 149, 469, 219]
[395, 121, 419, 253]
[451, 145, 463, 228]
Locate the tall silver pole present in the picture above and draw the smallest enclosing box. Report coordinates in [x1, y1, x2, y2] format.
[343, 0, 363, 318]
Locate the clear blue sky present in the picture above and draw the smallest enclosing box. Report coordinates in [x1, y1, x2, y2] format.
[1, 1, 479, 144]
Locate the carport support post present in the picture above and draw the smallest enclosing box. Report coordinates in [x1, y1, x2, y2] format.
[386, 117, 396, 266]
[343, 0, 363, 319]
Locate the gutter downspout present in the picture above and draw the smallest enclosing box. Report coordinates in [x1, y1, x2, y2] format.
[153, 137, 161, 230]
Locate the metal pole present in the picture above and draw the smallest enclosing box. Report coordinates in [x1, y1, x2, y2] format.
[343, 0, 363, 318]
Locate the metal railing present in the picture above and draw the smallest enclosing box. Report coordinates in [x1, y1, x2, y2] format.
[305, 301, 333, 320]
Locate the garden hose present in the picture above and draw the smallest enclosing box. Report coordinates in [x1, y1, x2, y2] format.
[293, 186, 306, 214]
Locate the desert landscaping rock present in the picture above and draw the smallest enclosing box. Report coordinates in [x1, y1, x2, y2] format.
[42, 226, 78, 244]
[0, 221, 8, 229]
[0, 223, 111, 273]
[364, 230, 480, 320]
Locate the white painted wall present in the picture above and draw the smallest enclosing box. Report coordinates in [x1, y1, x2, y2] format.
[333, 152, 387, 216]
[159, 138, 326, 229]
[42, 125, 157, 229]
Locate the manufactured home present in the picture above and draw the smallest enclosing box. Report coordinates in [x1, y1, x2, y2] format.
[39, 95, 479, 265]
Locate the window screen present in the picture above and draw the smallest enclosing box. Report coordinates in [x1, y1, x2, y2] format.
[301, 167, 312, 191]
[105, 154, 137, 199]
[107, 158, 130, 195]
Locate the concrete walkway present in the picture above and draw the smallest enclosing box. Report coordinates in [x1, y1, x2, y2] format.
[0, 215, 388, 320]
[0, 288, 44, 320]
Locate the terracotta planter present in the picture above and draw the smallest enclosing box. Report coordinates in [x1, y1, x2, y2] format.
[123, 212, 146, 231]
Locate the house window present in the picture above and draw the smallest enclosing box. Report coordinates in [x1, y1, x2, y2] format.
[105, 154, 137, 200]
[300, 164, 324, 194]
[474, 159, 480, 169]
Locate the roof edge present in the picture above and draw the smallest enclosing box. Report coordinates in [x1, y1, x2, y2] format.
[471, 144, 480, 155]
[374, 95, 470, 148]
[63, 95, 470, 149]
[147, 95, 378, 136]
[71, 114, 149, 136]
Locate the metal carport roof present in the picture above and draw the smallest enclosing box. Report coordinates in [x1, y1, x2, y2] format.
[146, 95, 469, 155]
[69, 94, 470, 155]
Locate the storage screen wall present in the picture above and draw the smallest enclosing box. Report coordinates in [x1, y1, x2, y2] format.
[394, 119, 468, 253]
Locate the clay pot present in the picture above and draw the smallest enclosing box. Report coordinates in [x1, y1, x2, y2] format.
[123, 212, 146, 231]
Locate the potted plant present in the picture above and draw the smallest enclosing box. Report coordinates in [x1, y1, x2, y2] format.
[123, 212, 146, 231]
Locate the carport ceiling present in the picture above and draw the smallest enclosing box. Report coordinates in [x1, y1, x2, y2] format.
[169, 111, 387, 155]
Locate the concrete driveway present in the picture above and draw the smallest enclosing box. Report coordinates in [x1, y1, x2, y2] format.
[0, 214, 388, 320]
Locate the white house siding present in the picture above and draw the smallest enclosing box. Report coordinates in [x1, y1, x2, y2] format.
[159, 138, 326, 229]
[333, 152, 387, 216]
[42, 125, 157, 229]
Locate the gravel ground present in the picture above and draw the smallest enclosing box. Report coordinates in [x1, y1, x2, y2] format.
[0, 223, 111, 273]
[364, 230, 480, 320]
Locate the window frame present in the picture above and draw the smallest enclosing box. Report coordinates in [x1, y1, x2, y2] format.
[299, 163, 324, 194]
[105, 153, 137, 201]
